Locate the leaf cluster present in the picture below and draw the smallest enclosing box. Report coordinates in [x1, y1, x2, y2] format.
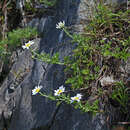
[24, 0, 58, 14]
[0, 27, 38, 56]
[111, 82, 129, 113]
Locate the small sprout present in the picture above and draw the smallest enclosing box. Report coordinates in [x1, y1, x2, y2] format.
[22, 40, 34, 49]
[56, 21, 65, 29]
[32, 85, 42, 95]
[71, 93, 82, 103]
[54, 85, 65, 96]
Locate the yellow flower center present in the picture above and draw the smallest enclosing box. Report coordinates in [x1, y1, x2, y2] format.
[74, 97, 79, 100]
[25, 43, 31, 47]
[57, 89, 63, 94]
[36, 88, 40, 93]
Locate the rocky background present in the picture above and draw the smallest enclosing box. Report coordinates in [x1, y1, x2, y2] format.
[0, 0, 129, 130]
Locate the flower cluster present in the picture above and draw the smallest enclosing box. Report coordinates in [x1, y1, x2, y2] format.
[54, 86, 82, 102]
[32, 85, 82, 103]
[22, 40, 34, 49]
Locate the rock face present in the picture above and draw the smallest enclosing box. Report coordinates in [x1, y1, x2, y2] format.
[0, 0, 127, 130]
[0, 59, 3, 78]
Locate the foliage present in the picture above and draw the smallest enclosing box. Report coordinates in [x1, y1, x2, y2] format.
[111, 82, 129, 113]
[24, 0, 57, 14]
[39, 0, 57, 7]
[7, 27, 38, 50]
[32, 52, 63, 65]
[32, 4, 129, 114]
[0, 27, 38, 56]
[0, 45, 7, 58]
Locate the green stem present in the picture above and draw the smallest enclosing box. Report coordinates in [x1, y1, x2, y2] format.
[39, 92, 56, 100]
[39, 92, 66, 101]
[39, 92, 50, 98]
[63, 28, 73, 39]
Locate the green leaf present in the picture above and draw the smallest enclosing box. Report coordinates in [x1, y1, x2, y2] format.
[81, 69, 90, 75]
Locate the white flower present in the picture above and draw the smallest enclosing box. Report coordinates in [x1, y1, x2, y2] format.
[22, 40, 34, 49]
[54, 85, 65, 96]
[56, 21, 65, 29]
[71, 93, 82, 103]
[32, 85, 42, 95]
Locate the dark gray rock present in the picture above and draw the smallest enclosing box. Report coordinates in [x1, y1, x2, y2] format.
[0, 39, 40, 130]
[0, 0, 128, 130]
[0, 59, 3, 77]
[50, 104, 108, 130]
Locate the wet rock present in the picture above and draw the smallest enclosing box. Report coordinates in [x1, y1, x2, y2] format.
[28, 17, 49, 34]
[0, 59, 3, 77]
[0, 38, 40, 130]
[51, 104, 108, 130]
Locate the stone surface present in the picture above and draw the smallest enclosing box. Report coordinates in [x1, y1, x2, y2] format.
[0, 0, 128, 130]
[0, 59, 3, 77]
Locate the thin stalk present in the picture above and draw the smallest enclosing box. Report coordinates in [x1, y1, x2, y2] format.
[63, 28, 73, 39]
